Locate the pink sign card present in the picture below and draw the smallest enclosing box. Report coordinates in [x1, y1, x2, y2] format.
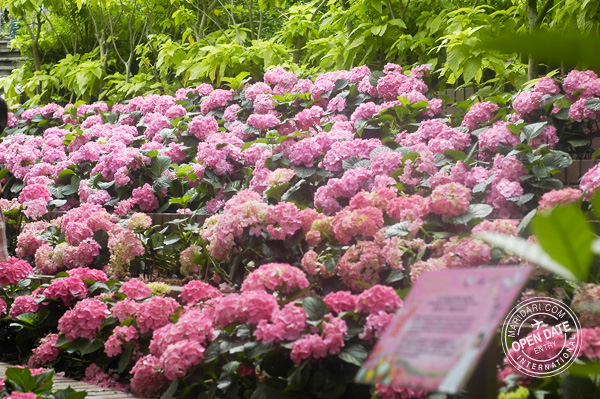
[355, 266, 532, 393]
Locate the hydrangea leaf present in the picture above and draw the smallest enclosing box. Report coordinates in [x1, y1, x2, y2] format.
[531, 205, 592, 281]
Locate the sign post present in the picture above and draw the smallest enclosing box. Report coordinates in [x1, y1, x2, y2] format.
[355, 266, 532, 395]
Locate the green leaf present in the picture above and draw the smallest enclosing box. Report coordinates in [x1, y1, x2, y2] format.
[152, 175, 172, 192]
[521, 122, 547, 141]
[384, 222, 410, 238]
[151, 156, 172, 178]
[567, 361, 600, 378]
[584, 98, 600, 111]
[462, 57, 481, 83]
[443, 149, 466, 161]
[542, 151, 572, 169]
[58, 169, 75, 184]
[476, 232, 577, 281]
[561, 375, 600, 399]
[338, 343, 368, 366]
[292, 166, 316, 178]
[53, 387, 88, 399]
[6, 367, 38, 392]
[302, 297, 328, 321]
[264, 183, 290, 202]
[32, 369, 55, 393]
[517, 209, 537, 235]
[531, 205, 592, 281]
[160, 380, 179, 399]
[369, 71, 385, 87]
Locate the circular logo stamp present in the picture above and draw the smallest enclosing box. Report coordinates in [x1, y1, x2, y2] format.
[501, 296, 582, 378]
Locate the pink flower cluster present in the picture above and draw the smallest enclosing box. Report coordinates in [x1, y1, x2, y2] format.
[57, 298, 109, 341]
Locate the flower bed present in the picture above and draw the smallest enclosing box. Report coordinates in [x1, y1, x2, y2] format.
[1, 66, 600, 398]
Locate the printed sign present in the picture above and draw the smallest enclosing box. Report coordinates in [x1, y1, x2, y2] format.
[355, 266, 532, 393]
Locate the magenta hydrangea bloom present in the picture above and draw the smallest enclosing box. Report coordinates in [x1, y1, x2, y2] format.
[28, 333, 61, 367]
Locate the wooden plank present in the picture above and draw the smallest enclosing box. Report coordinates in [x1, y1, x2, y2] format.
[0, 362, 140, 398]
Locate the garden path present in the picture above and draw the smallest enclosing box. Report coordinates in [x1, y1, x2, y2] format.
[0, 362, 139, 398]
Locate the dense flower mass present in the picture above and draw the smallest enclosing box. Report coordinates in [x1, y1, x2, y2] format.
[0, 66, 597, 399]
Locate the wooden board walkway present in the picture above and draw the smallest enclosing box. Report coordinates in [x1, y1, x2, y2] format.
[0, 362, 139, 398]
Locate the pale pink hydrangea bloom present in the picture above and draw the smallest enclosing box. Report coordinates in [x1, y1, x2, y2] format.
[126, 212, 152, 231]
[462, 101, 499, 130]
[337, 241, 385, 291]
[359, 311, 394, 340]
[538, 188, 582, 211]
[533, 77, 560, 95]
[572, 284, 600, 327]
[471, 219, 519, 236]
[478, 121, 520, 152]
[255, 302, 307, 343]
[104, 325, 139, 357]
[356, 285, 402, 314]
[512, 91, 543, 115]
[574, 327, 600, 359]
[429, 182, 471, 217]
[330, 206, 384, 245]
[82, 363, 125, 391]
[67, 267, 108, 282]
[410, 257, 447, 283]
[188, 115, 219, 140]
[179, 246, 204, 277]
[132, 183, 159, 211]
[111, 299, 140, 322]
[563, 70, 600, 99]
[241, 263, 310, 295]
[290, 334, 328, 364]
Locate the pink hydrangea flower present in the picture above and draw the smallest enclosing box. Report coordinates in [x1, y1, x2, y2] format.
[67, 267, 108, 282]
[111, 299, 139, 322]
[58, 298, 109, 341]
[359, 311, 394, 340]
[241, 263, 309, 295]
[119, 279, 151, 300]
[255, 302, 307, 343]
[462, 101, 498, 130]
[160, 339, 205, 380]
[214, 290, 278, 327]
[130, 355, 169, 396]
[28, 333, 61, 367]
[43, 276, 88, 306]
[9, 295, 40, 318]
[0, 258, 33, 285]
[538, 188, 582, 211]
[324, 291, 358, 314]
[136, 296, 179, 333]
[330, 206, 384, 245]
[132, 183, 159, 211]
[429, 182, 471, 217]
[337, 241, 385, 291]
[356, 285, 403, 314]
[179, 280, 221, 304]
